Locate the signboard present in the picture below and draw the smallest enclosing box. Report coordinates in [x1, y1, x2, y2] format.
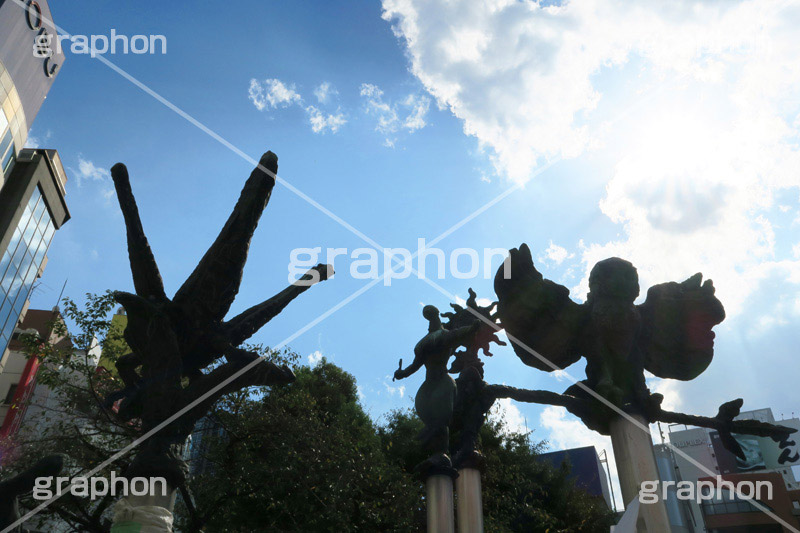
[760, 418, 800, 469]
[710, 418, 800, 473]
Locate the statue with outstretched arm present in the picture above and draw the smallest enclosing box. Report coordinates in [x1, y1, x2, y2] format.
[394, 305, 477, 475]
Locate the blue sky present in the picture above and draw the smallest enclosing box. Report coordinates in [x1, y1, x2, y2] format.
[23, 0, 800, 502]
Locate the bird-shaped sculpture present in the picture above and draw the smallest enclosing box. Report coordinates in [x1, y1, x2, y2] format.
[487, 243, 794, 459]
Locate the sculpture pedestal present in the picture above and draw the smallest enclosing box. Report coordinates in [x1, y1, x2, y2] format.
[110, 490, 176, 533]
[426, 474, 455, 533]
[456, 468, 484, 533]
[609, 414, 670, 533]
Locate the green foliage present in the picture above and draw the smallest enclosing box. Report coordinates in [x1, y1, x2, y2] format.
[9, 292, 137, 532]
[378, 409, 616, 533]
[183, 363, 614, 533]
[8, 293, 614, 533]
[180, 359, 421, 532]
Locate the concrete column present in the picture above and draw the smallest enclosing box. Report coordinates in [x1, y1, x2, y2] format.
[456, 467, 483, 533]
[426, 474, 455, 533]
[609, 414, 670, 533]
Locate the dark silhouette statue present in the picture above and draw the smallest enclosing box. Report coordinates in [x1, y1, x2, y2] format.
[104, 151, 332, 498]
[394, 291, 505, 475]
[0, 455, 63, 532]
[485, 243, 794, 457]
[441, 289, 505, 469]
[393, 305, 478, 476]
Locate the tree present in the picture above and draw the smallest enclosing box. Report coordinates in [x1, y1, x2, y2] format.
[379, 409, 616, 533]
[6, 294, 614, 533]
[3, 292, 137, 532]
[182, 360, 614, 532]
[178, 359, 421, 532]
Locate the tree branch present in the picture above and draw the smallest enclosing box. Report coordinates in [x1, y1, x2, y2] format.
[184, 353, 294, 418]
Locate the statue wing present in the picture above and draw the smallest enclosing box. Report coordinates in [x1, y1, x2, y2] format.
[494, 244, 586, 371]
[638, 273, 725, 380]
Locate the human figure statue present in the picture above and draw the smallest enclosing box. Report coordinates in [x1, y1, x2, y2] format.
[441, 289, 505, 468]
[393, 305, 478, 475]
[0, 455, 63, 532]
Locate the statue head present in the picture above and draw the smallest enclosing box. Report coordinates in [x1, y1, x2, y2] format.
[588, 257, 640, 303]
[423, 305, 442, 331]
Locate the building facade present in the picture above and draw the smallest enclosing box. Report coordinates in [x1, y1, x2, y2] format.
[0, 0, 65, 180]
[0, 149, 69, 357]
[0, 0, 67, 359]
[0, 308, 66, 442]
[537, 445, 614, 509]
[656, 408, 800, 532]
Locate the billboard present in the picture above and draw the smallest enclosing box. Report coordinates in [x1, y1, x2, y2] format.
[710, 418, 800, 474]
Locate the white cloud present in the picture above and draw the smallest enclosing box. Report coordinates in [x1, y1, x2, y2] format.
[488, 397, 528, 436]
[67, 156, 115, 203]
[401, 94, 430, 132]
[454, 295, 493, 309]
[360, 83, 431, 146]
[646, 375, 683, 413]
[25, 129, 52, 149]
[249, 78, 347, 135]
[248, 78, 302, 111]
[306, 106, 347, 134]
[382, 0, 800, 318]
[541, 241, 570, 265]
[384, 379, 406, 398]
[360, 84, 398, 135]
[308, 350, 323, 367]
[314, 81, 338, 104]
[381, 0, 799, 181]
[73, 156, 110, 187]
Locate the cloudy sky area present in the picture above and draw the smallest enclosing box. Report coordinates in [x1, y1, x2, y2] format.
[25, 0, 800, 507]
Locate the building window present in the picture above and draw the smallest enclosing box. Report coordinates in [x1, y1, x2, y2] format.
[3, 383, 17, 404]
[0, 186, 55, 356]
[2, 145, 15, 176]
[0, 128, 13, 174]
[0, 109, 8, 137]
[701, 491, 774, 517]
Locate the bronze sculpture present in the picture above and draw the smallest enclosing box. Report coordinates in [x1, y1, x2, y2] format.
[488, 243, 794, 456]
[441, 290, 505, 469]
[393, 305, 478, 475]
[104, 151, 332, 500]
[394, 292, 505, 474]
[397, 243, 795, 480]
